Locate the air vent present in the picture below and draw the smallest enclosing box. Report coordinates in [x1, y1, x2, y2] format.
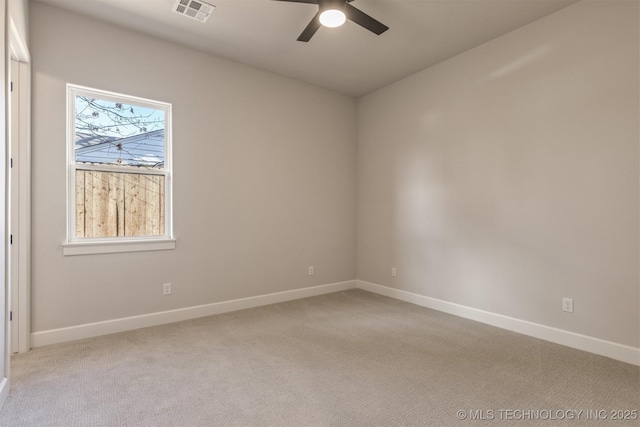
[173, 0, 215, 23]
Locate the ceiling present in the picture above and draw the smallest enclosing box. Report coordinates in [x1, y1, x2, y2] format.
[36, 0, 578, 97]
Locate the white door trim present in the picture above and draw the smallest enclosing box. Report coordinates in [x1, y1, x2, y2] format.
[7, 7, 30, 356]
[9, 58, 17, 354]
[9, 58, 29, 354]
[0, 0, 10, 409]
[16, 60, 30, 354]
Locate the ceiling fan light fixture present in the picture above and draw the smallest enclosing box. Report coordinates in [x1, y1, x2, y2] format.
[319, 9, 346, 28]
[284, 0, 389, 42]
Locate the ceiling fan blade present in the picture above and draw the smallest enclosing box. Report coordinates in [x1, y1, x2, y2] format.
[345, 3, 389, 35]
[271, 0, 318, 3]
[297, 12, 321, 42]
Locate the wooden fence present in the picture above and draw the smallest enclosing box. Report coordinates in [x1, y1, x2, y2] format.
[76, 170, 165, 238]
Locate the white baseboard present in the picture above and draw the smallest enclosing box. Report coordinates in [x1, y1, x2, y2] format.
[31, 280, 357, 348]
[30, 279, 640, 366]
[357, 280, 640, 366]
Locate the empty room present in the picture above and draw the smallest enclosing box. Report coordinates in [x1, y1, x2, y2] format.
[0, 0, 638, 425]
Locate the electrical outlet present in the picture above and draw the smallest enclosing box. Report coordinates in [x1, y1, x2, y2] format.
[308, 266, 314, 276]
[163, 283, 172, 296]
[562, 297, 573, 313]
[391, 267, 397, 277]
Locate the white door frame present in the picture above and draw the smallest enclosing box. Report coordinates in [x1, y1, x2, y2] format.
[7, 5, 30, 357]
[0, 0, 10, 407]
[0, 0, 31, 409]
[9, 59, 16, 355]
[9, 57, 30, 354]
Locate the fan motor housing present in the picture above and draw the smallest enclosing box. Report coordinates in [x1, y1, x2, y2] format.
[319, 0, 346, 13]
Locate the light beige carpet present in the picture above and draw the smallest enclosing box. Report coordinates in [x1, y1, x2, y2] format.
[0, 289, 638, 426]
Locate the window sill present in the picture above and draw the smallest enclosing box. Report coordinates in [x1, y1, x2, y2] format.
[62, 239, 176, 256]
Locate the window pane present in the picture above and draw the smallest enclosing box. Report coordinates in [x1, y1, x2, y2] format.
[75, 96, 165, 169]
[76, 170, 165, 238]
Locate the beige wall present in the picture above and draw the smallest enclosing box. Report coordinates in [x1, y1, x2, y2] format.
[30, 3, 357, 331]
[357, 0, 639, 347]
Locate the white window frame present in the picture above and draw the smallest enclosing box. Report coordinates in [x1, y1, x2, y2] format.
[63, 84, 175, 256]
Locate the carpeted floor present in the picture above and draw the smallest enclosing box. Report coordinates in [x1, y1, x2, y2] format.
[0, 289, 638, 426]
